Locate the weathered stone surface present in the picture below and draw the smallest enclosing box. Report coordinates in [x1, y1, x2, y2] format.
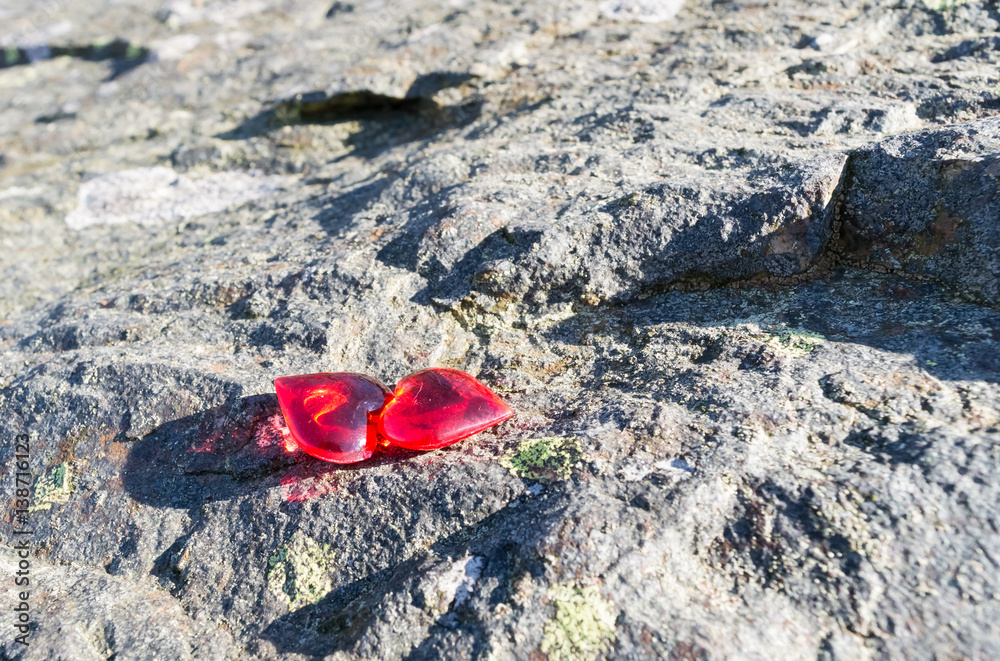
[2, 0, 1000, 659]
[840, 117, 1000, 304]
[0, 557, 236, 660]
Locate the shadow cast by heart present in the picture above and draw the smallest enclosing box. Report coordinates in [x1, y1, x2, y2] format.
[122, 394, 421, 510]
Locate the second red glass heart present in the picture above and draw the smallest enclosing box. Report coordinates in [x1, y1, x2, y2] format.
[274, 368, 513, 464]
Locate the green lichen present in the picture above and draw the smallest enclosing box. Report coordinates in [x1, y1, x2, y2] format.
[767, 327, 825, 355]
[124, 44, 146, 60]
[29, 462, 73, 512]
[541, 584, 618, 661]
[267, 534, 337, 609]
[922, 0, 967, 10]
[622, 192, 643, 207]
[501, 437, 582, 483]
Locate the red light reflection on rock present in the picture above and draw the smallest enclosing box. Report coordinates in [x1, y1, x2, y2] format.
[252, 413, 297, 452]
[280, 474, 337, 502]
[187, 432, 221, 453]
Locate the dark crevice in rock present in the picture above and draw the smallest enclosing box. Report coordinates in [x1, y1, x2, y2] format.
[0, 39, 150, 79]
[400, 116, 1000, 326]
[325, 1, 355, 18]
[217, 90, 432, 141]
[150, 508, 205, 595]
[218, 74, 481, 148]
[36, 108, 78, 124]
[296, 90, 425, 119]
[537, 160, 851, 312]
[544, 118, 1000, 312]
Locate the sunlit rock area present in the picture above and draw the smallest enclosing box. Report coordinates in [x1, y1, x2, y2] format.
[1, 0, 999, 658]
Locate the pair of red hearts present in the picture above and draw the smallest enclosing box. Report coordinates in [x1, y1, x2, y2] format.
[274, 368, 513, 463]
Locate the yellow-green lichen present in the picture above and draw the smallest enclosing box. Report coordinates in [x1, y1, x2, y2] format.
[767, 327, 825, 355]
[124, 44, 145, 60]
[267, 534, 337, 609]
[621, 192, 644, 207]
[29, 462, 73, 512]
[541, 584, 618, 661]
[501, 437, 582, 483]
[922, 0, 967, 10]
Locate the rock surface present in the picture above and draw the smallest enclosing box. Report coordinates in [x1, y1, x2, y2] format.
[1, 0, 999, 659]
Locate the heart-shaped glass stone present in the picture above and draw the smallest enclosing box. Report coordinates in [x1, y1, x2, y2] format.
[378, 368, 513, 450]
[274, 372, 392, 463]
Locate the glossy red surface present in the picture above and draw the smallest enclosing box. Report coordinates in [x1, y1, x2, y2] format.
[274, 372, 391, 463]
[378, 368, 513, 450]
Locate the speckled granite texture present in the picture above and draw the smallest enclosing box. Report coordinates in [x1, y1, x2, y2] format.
[1, 0, 999, 658]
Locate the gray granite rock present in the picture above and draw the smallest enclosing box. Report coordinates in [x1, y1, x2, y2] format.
[840, 117, 1000, 304]
[1, 0, 999, 659]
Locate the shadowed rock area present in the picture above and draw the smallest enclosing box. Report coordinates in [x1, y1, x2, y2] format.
[1, 0, 999, 659]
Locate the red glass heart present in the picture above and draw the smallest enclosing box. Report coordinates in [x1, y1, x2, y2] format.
[274, 373, 391, 463]
[378, 368, 513, 451]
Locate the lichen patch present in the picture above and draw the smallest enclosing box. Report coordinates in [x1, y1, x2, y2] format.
[541, 583, 618, 661]
[29, 462, 73, 512]
[766, 326, 826, 355]
[501, 437, 583, 483]
[267, 534, 337, 609]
